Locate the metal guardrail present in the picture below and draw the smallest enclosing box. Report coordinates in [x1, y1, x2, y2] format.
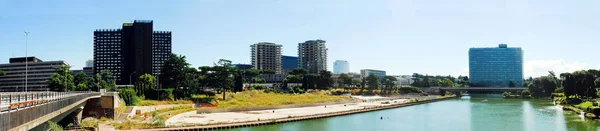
[0, 92, 100, 131]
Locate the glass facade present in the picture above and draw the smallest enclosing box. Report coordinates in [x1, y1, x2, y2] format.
[360, 69, 386, 82]
[281, 56, 298, 74]
[333, 60, 349, 74]
[469, 44, 523, 87]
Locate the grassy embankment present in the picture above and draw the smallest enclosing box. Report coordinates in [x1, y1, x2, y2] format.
[554, 93, 600, 119]
[112, 90, 351, 129]
[194, 89, 353, 108]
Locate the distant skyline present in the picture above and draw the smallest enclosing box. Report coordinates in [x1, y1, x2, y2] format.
[2, 0, 600, 78]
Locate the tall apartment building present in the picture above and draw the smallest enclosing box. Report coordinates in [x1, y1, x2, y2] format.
[333, 60, 349, 74]
[298, 40, 328, 74]
[94, 20, 172, 85]
[281, 56, 298, 74]
[469, 44, 523, 87]
[250, 42, 282, 74]
[0, 57, 67, 91]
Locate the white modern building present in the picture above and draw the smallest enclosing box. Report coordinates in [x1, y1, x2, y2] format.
[392, 75, 414, 86]
[333, 60, 349, 74]
[86, 59, 94, 67]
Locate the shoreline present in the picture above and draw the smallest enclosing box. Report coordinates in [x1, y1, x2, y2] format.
[143, 96, 456, 131]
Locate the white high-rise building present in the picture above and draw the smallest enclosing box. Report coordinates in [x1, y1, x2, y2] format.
[86, 59, 94, 67]
[333, 60, 349, 74]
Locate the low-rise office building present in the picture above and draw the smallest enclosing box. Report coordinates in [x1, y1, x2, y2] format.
[72, 67, 94, 77]
[360, 69, 386, 82]
[0, 57, 67, 91]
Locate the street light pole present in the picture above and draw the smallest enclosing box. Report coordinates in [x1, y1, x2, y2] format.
[24, 31, 30, 92]
[129, 71, 136, 85]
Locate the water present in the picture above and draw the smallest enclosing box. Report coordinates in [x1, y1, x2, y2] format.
[220, 94, 600, 131]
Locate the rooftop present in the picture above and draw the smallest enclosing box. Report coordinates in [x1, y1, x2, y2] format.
[9, 57, 43, 63]
[470, 44, 521, 49]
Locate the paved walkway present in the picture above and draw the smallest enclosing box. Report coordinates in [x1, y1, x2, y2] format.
[165, 97, 412, 126]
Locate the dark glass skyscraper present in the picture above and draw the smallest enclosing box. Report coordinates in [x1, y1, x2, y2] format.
[94, 20, 171, 85]
[281, 56, 298, 74]
[469, 44, 523, 87]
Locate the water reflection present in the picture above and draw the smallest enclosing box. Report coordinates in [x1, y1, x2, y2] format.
[221, 95, 600, 131]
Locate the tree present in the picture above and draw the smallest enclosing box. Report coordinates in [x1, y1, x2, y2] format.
[595, 77, 600, 89]
[421, 77, 431, 87]
[352, 78, 362, 88]
[528, 74, 558, 98]
[208, 59, 235, 100]
[136, 74, 157, 96]
[98, 70, 117, 91]
[119, 88, 139, 106]
[0, 70, 5, 76]
[305, 74, 318, 89]
[289, 68, 308, 76]
[160, 54, 190, 89]
[366, 74, 380, 91]
[76, 83, 88, 91]
[560, 73, 575, 97]
[457, 76, 469, 87]
[47, 65, 75, 91]
[440, 78, 454, 87]
[73, 72, 89, 91]
[244, 68, 261, 83]
[383, 76, 397, 94]
[289, 68, 309, 89]
[179, 67, 200, 98]
[261, 69, 276, 74]
[316, 70, 333, 90]
[338, 73, 353, 89]
[285, 75, 301, 83]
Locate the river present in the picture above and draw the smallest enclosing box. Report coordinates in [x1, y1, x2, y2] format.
[219, 94, 600, 131]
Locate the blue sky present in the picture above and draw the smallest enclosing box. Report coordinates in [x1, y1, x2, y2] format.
[1, 0, 599, 77]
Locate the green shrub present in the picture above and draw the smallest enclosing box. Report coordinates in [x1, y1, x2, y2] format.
[48, 121, 64, 131]
[118, 88, 140, 106]
[263, 88, 276, 93]
[578, 101, 595, 112]
[521, 89, 531, 98]
[248, 85, 266, 90]
[503, 92, 511, 98]
[554, 96, 566, 104]
[398, 87, 423, 94]
[191, 94, 215, 103]
[445, 91, 455, 96]
[288, 85, 304, 94]
[568, 94, 582, 99]
[555, 87, 564, 93]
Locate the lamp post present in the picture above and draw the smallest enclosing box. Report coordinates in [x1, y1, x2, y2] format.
[24, 31, 30, 92]
[129, 71, 136, 85]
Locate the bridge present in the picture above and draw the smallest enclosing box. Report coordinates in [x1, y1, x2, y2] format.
[439, 87, 528, 95]
[0, 92, 117, 131]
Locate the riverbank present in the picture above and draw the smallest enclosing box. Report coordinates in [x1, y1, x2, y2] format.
[144, 95, 456, 130]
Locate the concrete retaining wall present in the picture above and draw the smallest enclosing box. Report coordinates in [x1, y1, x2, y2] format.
[156, 96, 457, 131]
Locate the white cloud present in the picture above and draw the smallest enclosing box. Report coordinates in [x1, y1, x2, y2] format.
[525, 59, 587, 77]
[456, 59, 592, 78]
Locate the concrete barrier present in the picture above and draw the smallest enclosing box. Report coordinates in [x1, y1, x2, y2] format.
[151, 96, 457, 131]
